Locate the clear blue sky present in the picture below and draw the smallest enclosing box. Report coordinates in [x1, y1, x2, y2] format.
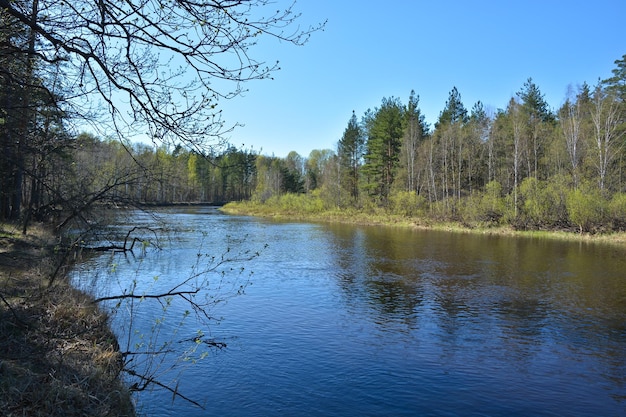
[217, 0, 626, 158]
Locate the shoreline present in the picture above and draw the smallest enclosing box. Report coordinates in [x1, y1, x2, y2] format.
[0, 222, 134, 416]
[221, 202, 626, 248]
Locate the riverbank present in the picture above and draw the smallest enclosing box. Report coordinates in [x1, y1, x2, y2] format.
[0, 222, 134, 416]
[221, 201, 626, 247]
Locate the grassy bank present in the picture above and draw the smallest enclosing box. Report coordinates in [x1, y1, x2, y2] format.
[0, 222, 134, 417]
[222, 199, 626, 247]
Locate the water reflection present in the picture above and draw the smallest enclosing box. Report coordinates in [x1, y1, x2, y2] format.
[325, 223, 626, 408]
[71, 209, 626, 416]
[329, 224, 626, 323]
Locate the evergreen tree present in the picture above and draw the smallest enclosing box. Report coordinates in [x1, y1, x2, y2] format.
[464, 101, 490, 192]
[337, 111, 365, 200]
[517, 78, 554, 123]
[277, 151, 304, 194]
[433, 87, 468, 204]
[362, 97, 405, 202]
[436, 86, 468, 128]
[603, 54, 626, 103]
[516, 78, 555, 179]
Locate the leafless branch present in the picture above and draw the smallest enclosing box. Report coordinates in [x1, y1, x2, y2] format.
[0, 0, 325, 151]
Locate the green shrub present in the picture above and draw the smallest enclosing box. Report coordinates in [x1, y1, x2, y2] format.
[608, 192, 626, 230]
[517, 175, 570, 228]
[389, 191, 427, 217]
[480, 180, 505, 223]
[566, 184, 606, 233]
[459, 193, 482, 224]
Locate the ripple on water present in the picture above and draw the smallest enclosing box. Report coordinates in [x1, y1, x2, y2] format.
[70, 209, 626, 417]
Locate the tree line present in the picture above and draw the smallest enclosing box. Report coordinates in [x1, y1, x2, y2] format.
[0, 0, 322, 233]
[3, 55, 626, 235]
[0, 0, 624, 234]
[1, 1, 325, 407]
[247, 56, 626, 233]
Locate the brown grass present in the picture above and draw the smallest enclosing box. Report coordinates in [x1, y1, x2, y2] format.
[221, 202, 626, 247]
[0, 222, 134, 417]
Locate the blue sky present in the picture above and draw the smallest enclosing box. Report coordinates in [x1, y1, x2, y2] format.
[217, 0, 626, 158]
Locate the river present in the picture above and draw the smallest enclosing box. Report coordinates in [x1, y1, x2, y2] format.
[70, 207, 626, 416]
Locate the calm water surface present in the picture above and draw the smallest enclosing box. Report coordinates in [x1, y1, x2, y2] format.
[70, 207, 626, 416]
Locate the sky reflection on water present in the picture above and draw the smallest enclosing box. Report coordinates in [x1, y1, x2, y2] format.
[70, 208, 626, 416]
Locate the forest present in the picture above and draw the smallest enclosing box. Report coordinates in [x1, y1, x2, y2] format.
[1, 0, 624, 413]
[0, 0, 321, 233]
[5, 54, 626, 234]
[1, 2, 326, 413]
[1, 0, 625, 234]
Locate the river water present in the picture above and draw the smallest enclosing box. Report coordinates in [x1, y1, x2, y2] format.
[70, 207, 626, 416]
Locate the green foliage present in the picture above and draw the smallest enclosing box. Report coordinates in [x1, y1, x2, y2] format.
[501, 193, 519, 225]
[459, 181, 508, 225]
[6, 37, 623, 236]
[389, 191, 427, 217]
[603, 53, 626, 102]
[436, 87, 468, 127]
[280, 165, 305, 194]
[230, 54, 626, 235]
[519, 177, 568, 226]
[566, 183, 606, 233]
[305, 149, 335, 192]
[608, 192, 626, 229]
[0, 0, 322, 226]
[400, 90, 430, 193]
[338, 111, 365, 199]
[458, 193, 482, 224]
[362, 97, 405, 201]
[429, 198, 453, 220]
[517, 78, 554, 123]
[476, 180, 506, 223]
[256, 192, 325, 215]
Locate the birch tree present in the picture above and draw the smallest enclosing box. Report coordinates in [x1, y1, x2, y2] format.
[401, 90, 428, 193]
[589, 82, 625, 191]
[559, 84, 590, 187]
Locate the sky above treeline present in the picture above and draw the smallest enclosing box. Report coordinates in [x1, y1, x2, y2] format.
[217, 0, 626, 158]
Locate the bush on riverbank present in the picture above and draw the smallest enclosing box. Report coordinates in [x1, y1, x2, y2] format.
[222, 190, 626, 245]
[0, 222, 134, 417]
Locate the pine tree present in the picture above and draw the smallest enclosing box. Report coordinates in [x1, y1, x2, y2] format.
[337, 111, 364, 200]
[603, 54, 626, 103]
[362, 97, 405, 202]
[436, 86, 468, 128]
[516, 78, 555, 179]
[433, 87, 468, 204]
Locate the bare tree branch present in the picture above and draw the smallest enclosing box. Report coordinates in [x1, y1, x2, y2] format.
[0, 0, 325, 151]
[93, 289, 200, 304]
[125, 368, 205, 409]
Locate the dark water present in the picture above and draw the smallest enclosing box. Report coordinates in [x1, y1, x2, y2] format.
[70, 207, 626, 416]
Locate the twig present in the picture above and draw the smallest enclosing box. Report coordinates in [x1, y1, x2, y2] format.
[125, 369, 204, 409]
[93, 289, 200, 304]
[0, 291, 26, 328]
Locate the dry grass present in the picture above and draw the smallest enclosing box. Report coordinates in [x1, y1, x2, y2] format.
[0, 222, 134, 417]
[221, 202, 626, 247]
